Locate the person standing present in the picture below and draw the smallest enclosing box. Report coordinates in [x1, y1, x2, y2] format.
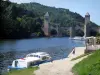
[73, 47, 75, 54]
[51, 58, 53, 62]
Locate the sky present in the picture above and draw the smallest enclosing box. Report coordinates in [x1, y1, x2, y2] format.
[9, 0, 100, 25]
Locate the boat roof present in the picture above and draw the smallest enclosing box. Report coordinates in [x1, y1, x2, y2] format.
[16, 57, 40, 62]
[27, 52, 49, 56]
[35, 52, 48, 55]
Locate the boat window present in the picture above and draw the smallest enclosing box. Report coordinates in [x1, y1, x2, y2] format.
[33, 55, 40, 58]
[33, 55, 36, 57]
[15, 61, 18, 67]
[38, 56, 40, 58]
[36, 55, 38, 57]
[29, 55, 34, 57]
[42, 56, 47, 60]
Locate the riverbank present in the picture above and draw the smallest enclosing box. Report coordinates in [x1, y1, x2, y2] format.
[34, 47, 87, 75]
[8, 67, 39, 75]
[72, 49, 100, 75]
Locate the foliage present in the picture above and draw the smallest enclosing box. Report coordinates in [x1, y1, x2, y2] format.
[75, 29, 84, 37]
[72, 50, 100, 75]
[0, 1, 43, 39]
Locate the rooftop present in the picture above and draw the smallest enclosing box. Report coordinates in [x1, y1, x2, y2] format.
[44, 12, 49, 17]
[85, 12, 90, 16]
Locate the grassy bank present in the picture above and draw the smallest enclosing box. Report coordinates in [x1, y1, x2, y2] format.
[71, 53, 90, 61]
[72, 50, 100, 75]
[8, 67, 39, 75]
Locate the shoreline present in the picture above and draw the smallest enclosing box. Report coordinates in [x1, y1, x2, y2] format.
[68, 47, 86, 59]
[0, 37, 70, 40]
[34, 46, 87, 75]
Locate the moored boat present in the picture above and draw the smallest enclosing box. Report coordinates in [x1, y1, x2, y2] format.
[71, 37, 85, 41]
[8, 52, 51, 70]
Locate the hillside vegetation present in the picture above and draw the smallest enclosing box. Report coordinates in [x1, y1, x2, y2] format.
[0, 0, 99, 39]
[72, 50, 100, 75]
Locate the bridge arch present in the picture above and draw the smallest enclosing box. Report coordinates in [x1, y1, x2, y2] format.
[50, 29, 57, 36]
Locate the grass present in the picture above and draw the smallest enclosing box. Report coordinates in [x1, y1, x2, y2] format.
[72, 50, 100, 75]
[71, 53, 90, 61]
[7, 66, 39, 75]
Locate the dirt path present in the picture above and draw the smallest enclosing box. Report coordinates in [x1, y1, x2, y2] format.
[34, 47, 87, 75]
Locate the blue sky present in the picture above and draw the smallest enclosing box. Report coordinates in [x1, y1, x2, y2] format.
[10, 0, 100, 25]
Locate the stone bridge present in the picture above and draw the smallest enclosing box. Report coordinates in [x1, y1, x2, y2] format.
[49, 23, 74, 36]
[42, 12, 75, 37]
[42, 12, 98, 37]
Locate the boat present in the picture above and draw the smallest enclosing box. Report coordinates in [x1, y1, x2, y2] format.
[71, 37, 85, 41]
[8, 52, 51, 70]
[26, 52, 51, 62]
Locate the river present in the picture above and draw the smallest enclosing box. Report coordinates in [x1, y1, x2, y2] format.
[0, 37, 85, 74]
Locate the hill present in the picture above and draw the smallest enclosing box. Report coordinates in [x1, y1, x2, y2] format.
[0, 0, 99, 39]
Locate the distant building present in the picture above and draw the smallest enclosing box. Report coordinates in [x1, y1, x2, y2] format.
[84, 12, 90, 37]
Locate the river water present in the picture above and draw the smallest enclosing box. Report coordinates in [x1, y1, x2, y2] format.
[0, 37, 85, 74]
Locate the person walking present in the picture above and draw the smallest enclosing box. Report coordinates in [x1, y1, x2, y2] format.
[72, 47, 75, 54]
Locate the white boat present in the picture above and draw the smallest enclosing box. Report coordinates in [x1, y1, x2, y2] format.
[71, 37, 85, 41]
[26, 52, 51, 62]
[8, 52, 51, 69]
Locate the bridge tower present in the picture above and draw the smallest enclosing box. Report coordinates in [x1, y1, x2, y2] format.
[70, 26, 75, 38]
[43, 12, 50, 36]
[84, 12, 90, 38]
[70, 27, 72, 38]
[99, 27, 100, 34]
